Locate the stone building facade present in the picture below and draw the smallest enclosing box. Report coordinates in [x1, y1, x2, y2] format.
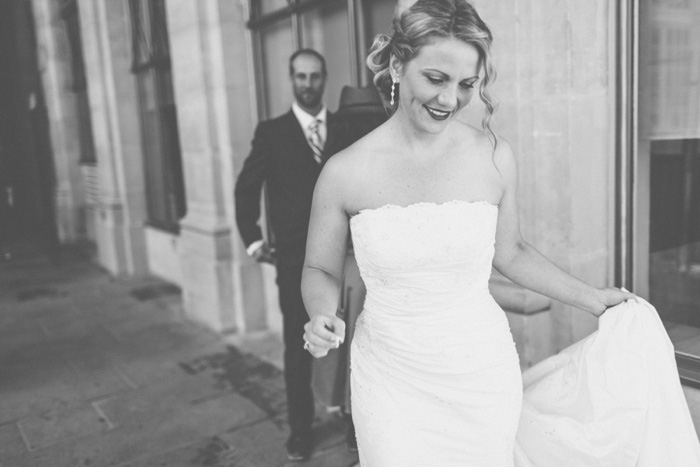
[18, 0, 700, 370]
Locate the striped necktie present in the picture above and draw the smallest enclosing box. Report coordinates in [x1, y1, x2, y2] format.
[308, 118, 324, 164]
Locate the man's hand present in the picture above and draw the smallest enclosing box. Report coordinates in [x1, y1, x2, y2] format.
[252, 242, 276, 265]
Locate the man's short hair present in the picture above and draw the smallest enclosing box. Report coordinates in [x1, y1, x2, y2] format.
[289, 49, 327, 76]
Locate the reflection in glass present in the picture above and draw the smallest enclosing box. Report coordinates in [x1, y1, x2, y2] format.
[259, 0, 288, 16]
[640, 0, 700, 345]
[259, 19, 294, 118]
[299, 3, 351, 111]
[363, 0, 396, 41]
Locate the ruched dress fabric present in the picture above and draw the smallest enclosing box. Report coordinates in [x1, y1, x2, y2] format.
[349, 200, 522, 466]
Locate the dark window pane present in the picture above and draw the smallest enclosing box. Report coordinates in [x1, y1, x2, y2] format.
[129, 0, 186, 231]
[362, 0, 395, 40]
[640, 0, 700, 334]
[59, 0, 96, 164]
[299, 2, 351, 111]
[128, 0, 150, 67]
[258, 0, 289, 16]
[259, 19, 294, 117]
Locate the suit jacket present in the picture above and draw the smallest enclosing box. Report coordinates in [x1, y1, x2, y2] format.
[235, 109, 336, 264]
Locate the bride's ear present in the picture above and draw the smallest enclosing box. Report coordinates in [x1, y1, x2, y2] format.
[389, 55, 403, 81]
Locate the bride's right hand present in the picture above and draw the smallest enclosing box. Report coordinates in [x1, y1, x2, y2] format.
[303, 315, 346, 358]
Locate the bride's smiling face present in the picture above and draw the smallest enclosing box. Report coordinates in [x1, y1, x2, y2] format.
[392, 37, 480, 133]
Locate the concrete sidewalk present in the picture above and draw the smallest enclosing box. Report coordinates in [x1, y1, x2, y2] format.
[0, 249, 358, 467]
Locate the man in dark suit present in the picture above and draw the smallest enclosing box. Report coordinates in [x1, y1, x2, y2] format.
[234, 49, 335, 461]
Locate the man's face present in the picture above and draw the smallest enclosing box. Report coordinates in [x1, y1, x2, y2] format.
[291, 54, 326, 112]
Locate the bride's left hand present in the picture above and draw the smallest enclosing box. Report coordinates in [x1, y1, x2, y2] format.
[591, 288, 638, 318]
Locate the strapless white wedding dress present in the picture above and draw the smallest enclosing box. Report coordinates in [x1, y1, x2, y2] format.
[350, 200, 522, 466]
[349, 200, 700, 467]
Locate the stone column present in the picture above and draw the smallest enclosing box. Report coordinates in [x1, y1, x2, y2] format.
[77, 0, 148, 275]
[167, 0, 267, 333]
[31, 0, 87, 243]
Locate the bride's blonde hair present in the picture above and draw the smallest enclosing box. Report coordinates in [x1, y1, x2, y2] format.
[367, 0, 497, 144]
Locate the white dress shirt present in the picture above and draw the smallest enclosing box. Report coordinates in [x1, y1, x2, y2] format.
[292, 102, 327, 145]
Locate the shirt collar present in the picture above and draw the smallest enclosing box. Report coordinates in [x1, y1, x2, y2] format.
[292, 102, 327, 129]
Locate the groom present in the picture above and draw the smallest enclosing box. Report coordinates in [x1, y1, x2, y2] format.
[235, 49, 339, 461]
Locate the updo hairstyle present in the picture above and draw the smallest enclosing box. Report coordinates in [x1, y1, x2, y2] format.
[366, 0, 497, 140]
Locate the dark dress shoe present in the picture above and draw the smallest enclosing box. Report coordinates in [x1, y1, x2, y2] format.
[346, 420, 358, 452]
[286, 433, 312, 461]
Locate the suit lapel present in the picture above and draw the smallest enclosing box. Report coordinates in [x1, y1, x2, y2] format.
[323, 111, 335, 162]
[281, 110, 315, 162]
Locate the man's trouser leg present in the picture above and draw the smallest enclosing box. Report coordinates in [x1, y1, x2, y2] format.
[277, 261, 314, 437]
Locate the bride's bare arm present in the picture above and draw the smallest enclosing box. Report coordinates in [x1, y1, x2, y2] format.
[491, 139, 634, 316]
[301, 158, 350, 357]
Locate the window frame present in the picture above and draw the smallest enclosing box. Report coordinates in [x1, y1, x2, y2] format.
[58, 0, 97, 166]
[247, 0, 377, 120]
[619, 0, 700, 386]
[127, 0, 186, 233]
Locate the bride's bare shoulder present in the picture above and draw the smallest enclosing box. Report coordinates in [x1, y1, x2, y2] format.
[451, 120, 489, 147]
[325, 126, 386, 177]
[317, 127, 387, 215]
[451, 121, 512, 160]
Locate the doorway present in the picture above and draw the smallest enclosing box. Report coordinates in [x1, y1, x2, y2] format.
[0, 0, 58, 261]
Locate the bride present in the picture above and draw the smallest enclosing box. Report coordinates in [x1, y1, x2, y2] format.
[300, 0, 696, 465]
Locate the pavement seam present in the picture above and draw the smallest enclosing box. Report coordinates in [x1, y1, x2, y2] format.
[35, 319, 51, 338]
[61, 353, 136, 395]
[15, 402, 118, 452]
[221, 416, 272, 435]
[0, 385, 138, 427]
[189, 388, 239, 406]
[307, 439, 349, 460]
[91, 401, 115, 430]
[107, 417, 271, 467]
[15, 420, 31, 452]
[113, 363, 139, 390]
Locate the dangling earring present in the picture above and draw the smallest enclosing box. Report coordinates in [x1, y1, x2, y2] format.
[390, 78, 396, 106]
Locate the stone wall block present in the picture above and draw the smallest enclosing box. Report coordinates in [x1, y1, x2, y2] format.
[530, 1, 570, 97]
[568, 0, 610, 92]
[474, 0, 615, 356]
[569, 97, 611, 262]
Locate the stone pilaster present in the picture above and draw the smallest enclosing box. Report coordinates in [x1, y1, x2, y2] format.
[77, 0, 148, 275]
[167, 0, 267, 333]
